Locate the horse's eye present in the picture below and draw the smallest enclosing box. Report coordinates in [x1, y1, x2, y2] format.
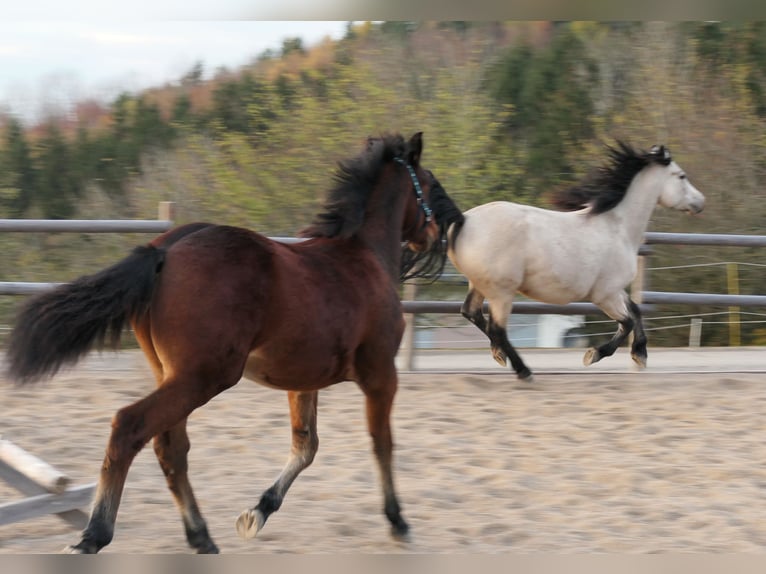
[679, 173, 686, 180]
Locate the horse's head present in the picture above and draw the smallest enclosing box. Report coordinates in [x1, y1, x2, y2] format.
[395, 132, 440, 253]
[651, 145, 705, 215]
[394, 134, 464, 283]
[300, 132, 459, 283]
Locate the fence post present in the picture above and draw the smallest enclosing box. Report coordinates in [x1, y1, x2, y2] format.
[689, 318, 702, 347]
[400, 283, 417, 370]
[727, 262, 740, 346]
[158, 201, 176, 223]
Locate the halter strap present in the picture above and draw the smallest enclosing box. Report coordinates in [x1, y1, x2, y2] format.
[394, 157, 433, 223]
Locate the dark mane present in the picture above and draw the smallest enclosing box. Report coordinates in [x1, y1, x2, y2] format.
[299, 133, 408, 239]
[400, 171, 464, 283]
[551, 141, 672, 214]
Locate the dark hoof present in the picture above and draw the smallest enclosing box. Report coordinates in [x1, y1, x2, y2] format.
[390, 519, 410, 541]
[517, 370, 534, 383]
[195, 542, 220, 554]
[65, 541, 100, 554]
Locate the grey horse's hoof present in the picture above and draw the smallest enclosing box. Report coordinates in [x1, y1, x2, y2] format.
[631, 353, 647, 370]
[583, 347, 600, 366]
[236, 508, 266, 539]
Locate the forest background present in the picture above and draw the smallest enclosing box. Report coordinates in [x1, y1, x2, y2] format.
[0, 21, 764, 347]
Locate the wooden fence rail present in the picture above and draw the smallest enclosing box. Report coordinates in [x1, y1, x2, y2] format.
[0, 438, 95, 528]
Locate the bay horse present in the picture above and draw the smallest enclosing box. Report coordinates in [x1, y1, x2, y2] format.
[447, 142, 705, 381]
[4, 132, 459, 553]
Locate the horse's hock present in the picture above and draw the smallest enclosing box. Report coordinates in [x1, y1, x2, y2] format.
[0, 437, 95, 528]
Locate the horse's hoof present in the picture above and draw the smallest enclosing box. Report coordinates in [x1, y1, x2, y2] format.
[236, 509, 266, 539]
[491, 347, 507, 366]
[583, 347, 600, 366]
[64, 539, 100, 554]
[518, 372, 534, 383]
[631, 354, 647, 370]
[390, 520, 410, 542]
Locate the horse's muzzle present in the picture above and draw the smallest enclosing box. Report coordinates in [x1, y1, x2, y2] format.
[686, 200, 705, 215]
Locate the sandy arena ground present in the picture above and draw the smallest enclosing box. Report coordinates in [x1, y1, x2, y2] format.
[1, 348, 765, 553]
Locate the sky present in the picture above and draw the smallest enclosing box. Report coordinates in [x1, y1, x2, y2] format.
[0, 21, 350, 123]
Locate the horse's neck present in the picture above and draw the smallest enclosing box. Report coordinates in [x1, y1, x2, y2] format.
[358, 184, 406, 280]
[607, 168, 663, 248]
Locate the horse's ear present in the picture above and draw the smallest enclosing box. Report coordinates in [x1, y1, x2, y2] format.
[366, 136, 380, 153]
[407, 132, 423, 166]
[650, 144, 672, 164]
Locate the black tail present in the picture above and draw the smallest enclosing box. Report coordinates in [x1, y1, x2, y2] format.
[428, 172, 465, 253]
[5, 245, 165, 384]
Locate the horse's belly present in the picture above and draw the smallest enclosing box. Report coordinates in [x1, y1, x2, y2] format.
[516, 265, 591, 304]
[242, 349, 353, 391]
[519, 278, 591, 305]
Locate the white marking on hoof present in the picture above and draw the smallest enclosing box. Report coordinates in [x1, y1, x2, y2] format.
[63, 545, 85, 554]
[631, 354, 647, 370]
[491, 348, 507, 367]
[236, 509, 266, 539]
[583, 347, 599, 366]
[518, 373, 535, 384]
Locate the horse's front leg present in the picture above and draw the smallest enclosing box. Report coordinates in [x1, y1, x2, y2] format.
[355, 362, 409, 538]
[236, 390, 318, 539]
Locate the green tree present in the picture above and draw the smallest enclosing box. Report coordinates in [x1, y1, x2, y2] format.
[35, 122, 81, 218]
[172, 93, 192, 125]
[132, 95, 173, 150]
[486, 24, 598, 199]
[281, 37, 305, 56]
[0, 117, 36, 217]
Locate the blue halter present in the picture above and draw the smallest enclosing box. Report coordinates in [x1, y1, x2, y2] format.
[394, 156, 433, 224]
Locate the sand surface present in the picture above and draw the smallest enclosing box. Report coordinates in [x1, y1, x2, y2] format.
[1, 350, 766, 553]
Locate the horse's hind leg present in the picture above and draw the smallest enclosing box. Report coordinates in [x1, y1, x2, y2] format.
[153, 421, 219, 553]
[584, 292, 645, 368]
[461, 286, 516, 369]
[67, 379, 226, 554]
[628, 299, 648, 368]
[236, 390, 318, 539]
[461, 285, 490, 337]
[486, 299, 533, 381]
[136, 332, 218, 552]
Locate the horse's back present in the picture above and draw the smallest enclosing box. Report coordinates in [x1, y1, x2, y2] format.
[449, 201, 605, 304]
[450, 201, 537, 268]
